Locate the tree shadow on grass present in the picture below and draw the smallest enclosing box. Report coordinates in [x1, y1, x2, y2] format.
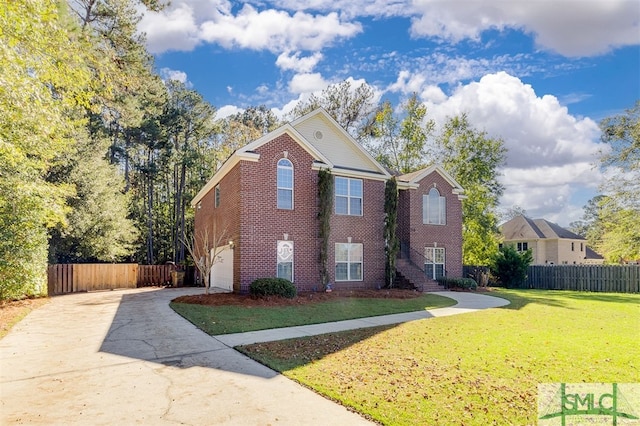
[237, 325, 397, 372]
[491, 287, 639, 311]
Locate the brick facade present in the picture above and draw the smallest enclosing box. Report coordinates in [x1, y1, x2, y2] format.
[193, 110, 464, 293]
[239, 134, 321, 292]
[398, 172, 464, 278]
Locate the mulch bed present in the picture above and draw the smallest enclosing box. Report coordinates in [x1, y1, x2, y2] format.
[173, 289, 423, 307]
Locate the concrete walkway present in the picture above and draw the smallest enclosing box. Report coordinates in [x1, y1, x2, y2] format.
[0, 287, 509, 425]
[215, 291, 510, 346]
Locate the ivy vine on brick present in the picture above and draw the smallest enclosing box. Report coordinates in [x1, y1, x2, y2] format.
[317, 169, 333, 288]
[384, 176, 399, 288]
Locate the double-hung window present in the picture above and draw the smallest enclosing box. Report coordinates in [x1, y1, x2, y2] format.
[277, 240, 293, 282]
[425, 247, 445, 280]
[277, 159, 293, 209]
[335, 243, 363, 281]
[335, 177, 362, 216]
[423, 188, 446, 225]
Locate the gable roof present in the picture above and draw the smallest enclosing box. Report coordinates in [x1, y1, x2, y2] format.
[397, 164, 465, 198]
[585, 246, 604, 260]
[290, 108, 391, 177]
[191, 108, 390, 206]
[501, 215, 585, 240]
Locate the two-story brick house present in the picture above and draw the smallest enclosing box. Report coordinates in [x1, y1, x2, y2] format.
[191, 108, 465, 293]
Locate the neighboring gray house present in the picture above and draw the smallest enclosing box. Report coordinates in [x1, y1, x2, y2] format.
[500, 215, 604, 265]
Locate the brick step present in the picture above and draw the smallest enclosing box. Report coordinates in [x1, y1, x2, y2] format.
[395, 258, 444, 293]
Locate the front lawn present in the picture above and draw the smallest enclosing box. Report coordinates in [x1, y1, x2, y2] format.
[170, 292, 456, 335]
[238, 289, 640, 425]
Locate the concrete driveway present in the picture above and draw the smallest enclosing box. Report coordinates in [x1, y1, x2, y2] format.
[0, 287, 374, 425]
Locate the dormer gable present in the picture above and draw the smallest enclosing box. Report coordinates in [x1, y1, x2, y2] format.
[397, 164, 466, 199]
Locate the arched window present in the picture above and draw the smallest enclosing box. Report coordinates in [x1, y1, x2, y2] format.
[423, 188, 446, 225]
[277, 158, 293, 209]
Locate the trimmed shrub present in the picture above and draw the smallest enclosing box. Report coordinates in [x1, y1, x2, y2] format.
[250, 278, 297, 299]
[437, 277, 478, 290]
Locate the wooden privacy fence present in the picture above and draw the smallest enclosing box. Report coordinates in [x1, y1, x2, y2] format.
[523, 265, 639, 293]
[463, 264, 640, 293]
[137, 265, 173, 287]
[48, 264, 175, 295]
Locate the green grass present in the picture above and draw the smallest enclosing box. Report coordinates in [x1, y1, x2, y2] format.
[170, 293, 456, 334]
[238, 289, 640, 425]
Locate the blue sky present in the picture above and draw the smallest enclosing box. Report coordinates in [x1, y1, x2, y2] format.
[140, 0, 640, 226]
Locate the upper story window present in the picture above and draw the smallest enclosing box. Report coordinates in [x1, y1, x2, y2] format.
[335, 177, 362, 216]
[517, 242, 528, 252]
[214, 184, 220, 208]
[423, 188, 446, 225]
[277, 158, 293, 209]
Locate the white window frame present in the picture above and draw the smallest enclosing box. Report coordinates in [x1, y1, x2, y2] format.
[423, 188, 446, 225]
[517, 242, 528, 252]
[335, 177, 363, 216]
[335, 243, 363, 281]
[424, 246, 445, 280]
[214, 184, 220, 208]
[277, 158, 293, 210]
[276, 240, 294, 282]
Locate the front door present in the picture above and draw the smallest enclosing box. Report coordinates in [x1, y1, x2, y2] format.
[424, 246, 445, 280]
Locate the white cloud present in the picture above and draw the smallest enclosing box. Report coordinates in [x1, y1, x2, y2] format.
[141, 2, 362, 54]
[139, 2, 201, 53]
[263, 0, 411, 19]
[244, 0, 639, 57]
[288, 72, 330, 94]
[159, 68, 190, 85]
[410, 0, 640, 56]
[276, 51, 324, 72]
[423, 72, 605, 223]
[200, 6, 362, 52]
[420, 85, 447, 103]
[215, 104, 243, 119]
[387, 70, 426, 94]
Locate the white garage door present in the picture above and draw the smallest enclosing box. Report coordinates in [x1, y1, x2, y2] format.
[211, 245, 233, 292]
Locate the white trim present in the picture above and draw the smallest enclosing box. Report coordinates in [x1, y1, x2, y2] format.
[191, 151, 260, 207]
[398, 164, 465, 198]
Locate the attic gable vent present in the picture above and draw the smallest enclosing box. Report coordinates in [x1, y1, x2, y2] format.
[314, 130, 323, 140]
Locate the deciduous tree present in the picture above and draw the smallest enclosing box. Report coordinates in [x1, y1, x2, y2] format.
[0, 0, 92, 298]
[596, 101, 640, 262]
[368, 94, 433, 174]
[436, 114, 507, 265]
